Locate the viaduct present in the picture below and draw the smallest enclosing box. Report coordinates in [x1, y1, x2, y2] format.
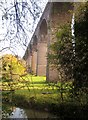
[23, 2, 73, 82]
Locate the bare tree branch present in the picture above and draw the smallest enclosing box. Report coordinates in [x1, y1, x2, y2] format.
[0, 0, 43, 55]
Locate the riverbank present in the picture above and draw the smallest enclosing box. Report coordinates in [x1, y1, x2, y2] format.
[3, 93, 88, 119]
[2, 75, 88, 119]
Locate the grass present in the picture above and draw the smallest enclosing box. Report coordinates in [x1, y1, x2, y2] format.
[14, 76, 70, 104]
[2, 74, 72, 106]
[2, 74, 88, 118]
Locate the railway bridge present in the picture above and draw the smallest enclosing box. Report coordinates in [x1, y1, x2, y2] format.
[23, 2, 73, 82]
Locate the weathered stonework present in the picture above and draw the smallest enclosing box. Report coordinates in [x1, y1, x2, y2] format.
[48, 2, 73, 82]
[23, 2, 73, 81]
[23, 2, 51, 76]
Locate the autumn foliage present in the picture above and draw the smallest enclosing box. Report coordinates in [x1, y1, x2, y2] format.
[2, 54, 27, 81]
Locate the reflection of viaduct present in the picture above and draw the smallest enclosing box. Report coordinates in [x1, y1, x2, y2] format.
[23, 2, 73, 82]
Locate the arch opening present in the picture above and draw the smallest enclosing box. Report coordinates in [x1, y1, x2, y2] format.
[33, 35, 38, 51]
[39, 19, 47, 42]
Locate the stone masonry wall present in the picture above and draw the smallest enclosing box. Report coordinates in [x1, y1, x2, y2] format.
[48, 2, 73, 82]
[23, 2, 73, 82]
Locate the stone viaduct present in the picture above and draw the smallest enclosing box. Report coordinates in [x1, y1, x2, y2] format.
[23, 2, 73, 82]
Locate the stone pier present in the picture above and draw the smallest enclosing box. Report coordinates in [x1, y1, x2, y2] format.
[23, 2, 73, 81]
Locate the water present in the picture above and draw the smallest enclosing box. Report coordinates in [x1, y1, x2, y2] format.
[3, 105, 58, 119]
[9, 107, 27, 119]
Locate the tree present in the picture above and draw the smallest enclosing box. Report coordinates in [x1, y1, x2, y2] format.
[0, 0, 43, 55]
[48, 23, 74, 101]
[48, 2, 88, 89]
[1, 54, 28, 91]
[48, 23, 73, 82]
[1, 54, 28, 106]
[2, 54, 27, 81]
[74, 2, 88, 88]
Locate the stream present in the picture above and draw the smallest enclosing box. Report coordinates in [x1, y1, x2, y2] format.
[2, 104, 59, 119]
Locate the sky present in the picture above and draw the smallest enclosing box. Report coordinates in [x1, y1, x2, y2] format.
[0, 0, 86, 58]
[0, 0, 48, 58]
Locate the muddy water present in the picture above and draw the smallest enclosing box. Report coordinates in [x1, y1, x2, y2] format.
[3, 105, 58, 119]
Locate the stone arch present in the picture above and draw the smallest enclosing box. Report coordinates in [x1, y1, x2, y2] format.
[39, 19, 48, 42]
[25, 43, 33, 73]
[29, 43, 32, 54]
[33, 35, 38, 51]
[36, 19, 48, 76]
[31, 35, 38, 75]
[40, 19, 47, 35]
[33, 35, 38, 45]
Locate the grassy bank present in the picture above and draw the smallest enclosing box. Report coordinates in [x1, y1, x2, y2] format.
[2, 74, 88, 119]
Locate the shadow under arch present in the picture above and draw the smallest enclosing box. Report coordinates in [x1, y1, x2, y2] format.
[33, 35, 38, 51]
[39, 19, 48, 42]
[31, 35, 38, 75]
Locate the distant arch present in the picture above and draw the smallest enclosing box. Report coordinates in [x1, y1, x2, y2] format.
[33, 35, 38, 46]
[33, 35, 38, 51]
[39, 19, 47, 42]
[29, 43, 32, 55]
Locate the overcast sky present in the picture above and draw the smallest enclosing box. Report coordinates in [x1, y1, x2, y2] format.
[0, 0, 48, 58]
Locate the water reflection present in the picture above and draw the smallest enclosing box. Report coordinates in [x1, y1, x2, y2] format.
[9, 107, 27, 119]
[8, 107, 57, 119]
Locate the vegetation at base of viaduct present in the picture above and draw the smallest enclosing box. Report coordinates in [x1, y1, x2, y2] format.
[48, 2, 88, 89]
[74, 2, 88, 88]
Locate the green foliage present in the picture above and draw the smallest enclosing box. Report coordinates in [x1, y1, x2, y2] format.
[49, 2, 88, 89]
[48, 24, 73, 81]
[2, 54, 26, 80]
[2, 76, 74, 106]
[1, 54, 27, 90]
[74, 2, 88, 88]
